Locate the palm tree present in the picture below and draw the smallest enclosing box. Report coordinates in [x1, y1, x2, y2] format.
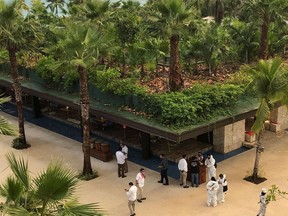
[246, 58, 288, 178]
[153, 0, 194, 91]
[46, 0, 66, 16]
[0, 95, 17, 136]
[0, 0, 41, 147]
[242, 0, 288, 59]
[50, 20, 109, 176]
[0, 152, 102, 215]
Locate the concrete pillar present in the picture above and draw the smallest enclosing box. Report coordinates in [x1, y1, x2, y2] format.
[269, 105, 288, 132]
[213, 120, 245, 154]
[32, 96, 42, 118]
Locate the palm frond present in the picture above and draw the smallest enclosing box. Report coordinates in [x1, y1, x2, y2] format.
[34, 159, 78, 203]
[251, 98, 270, 134]
[0, 176, 23, 203]
[57, 199, 103, 216]
[6, 153, 30, 191]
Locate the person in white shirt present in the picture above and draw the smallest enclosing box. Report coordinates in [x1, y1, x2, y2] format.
[121, 142, 128, 173]
[217, 173, 228, 203]
[206, 176, 219, 207]
[178, 154, 189, 188]
[205, 153, 216, 180]
[125, 182, 137, 216]
[116, 147, 126, 178]
[136, 168, 146, 202]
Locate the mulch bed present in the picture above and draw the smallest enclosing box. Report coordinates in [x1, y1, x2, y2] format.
[243, 176, 267, 185]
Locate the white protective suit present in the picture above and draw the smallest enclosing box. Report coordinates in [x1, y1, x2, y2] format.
[217, 174, 228, 203]
[205, 155, 216, 180]
[206, 179, 219, 207]
[257, 192, 267, 216]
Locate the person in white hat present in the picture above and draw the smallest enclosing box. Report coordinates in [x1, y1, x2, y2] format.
[257, 188, 267, 216]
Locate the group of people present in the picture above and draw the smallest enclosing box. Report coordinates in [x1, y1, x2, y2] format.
[116, 144, 270, 215]
[116, 142, 147, 216]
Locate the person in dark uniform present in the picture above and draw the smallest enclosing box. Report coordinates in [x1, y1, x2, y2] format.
[158, 154, 169, 185]
[190, 156, 200, 187]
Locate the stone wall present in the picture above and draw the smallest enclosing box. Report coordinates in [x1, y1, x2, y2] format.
[213, 120, 245, 154]
[269, 105, 288, 132]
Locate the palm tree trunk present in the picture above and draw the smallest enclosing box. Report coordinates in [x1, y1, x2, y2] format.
[169, 34, 183, 92]
[7, 44, 26, 146]
[258, 12, 269, 60]
[252, 133, 262, 178]
[78, 65, 93, 175]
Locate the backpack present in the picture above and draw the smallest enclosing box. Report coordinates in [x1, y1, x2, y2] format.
[223, 179, 228, 192]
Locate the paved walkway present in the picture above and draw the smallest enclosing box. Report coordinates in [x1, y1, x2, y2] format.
[0, 112, 287, 216]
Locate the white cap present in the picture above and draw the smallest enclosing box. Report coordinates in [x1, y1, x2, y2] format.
[262, 188, 267, 193]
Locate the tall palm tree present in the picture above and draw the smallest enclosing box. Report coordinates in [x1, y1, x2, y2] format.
[154, 0, 194, 91]
[242, 0, 288, 59]
[46, 0, 66, 16]
[0, 0, 41, 147]
[246, 58, 288, 178]
[0, 153, 102, 215]
[50, 20, 109, 176]
[0, 95, 17, 136]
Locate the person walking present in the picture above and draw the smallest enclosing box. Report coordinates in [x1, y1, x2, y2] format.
[125, 182, 137, 216]
[206, 176, 219, 207]
[190, 156, 200, 187]
[257, 188, 267, 216]
[116, 147, 126, 178]
[205, 153, 216, 180]
[120, 142, 128, 173]
[136, 168, 146, 203]
[217, 173, 228, 203]
[178, 154, 189, 188]
[157, 154, 169, 185]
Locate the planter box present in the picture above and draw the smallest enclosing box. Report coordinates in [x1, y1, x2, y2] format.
[90, 149, 113, 162]
[270, 123, 281, 132]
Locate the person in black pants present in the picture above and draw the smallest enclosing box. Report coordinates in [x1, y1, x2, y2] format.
[158, 154, 169, 185]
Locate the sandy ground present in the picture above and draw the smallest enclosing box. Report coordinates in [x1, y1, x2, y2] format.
[0, 112, 288, 216]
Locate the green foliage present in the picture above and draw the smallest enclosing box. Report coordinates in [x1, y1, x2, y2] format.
[76, 171, 98, 181]
[266, 184, 288, 205]
[143, 83, 244, 127]
[94, 68, 147, 96]
[0, 153, 103, 215]
[36, 56, 78, 93]
[12, 138, 29, 149]
[0, 49, 8, 64]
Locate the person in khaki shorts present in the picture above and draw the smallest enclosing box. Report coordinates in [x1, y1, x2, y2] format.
[120, 142, 128, 173]
[125, 182, 137, 216]
[178, 154, 189, 188]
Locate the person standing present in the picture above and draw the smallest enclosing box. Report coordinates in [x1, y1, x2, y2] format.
[158, 154, 169, 185]
[120, 142, 128, 173]
[116, 147, 126, 178]
[190, 156, 200, 187]
[205, 153, 216, 180]
[125, 182, 137, 216]
[206, 176, 219, 207]
[257, 188, 267, 216]
[178, 154, 189, 188]
[217, 173, 228, 203]
[136, 168, 146, 203]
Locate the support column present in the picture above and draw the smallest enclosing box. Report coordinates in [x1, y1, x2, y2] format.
[32, 96, 42, 118]
[139, 131, 151, 159]
[213, 120, 245, 154]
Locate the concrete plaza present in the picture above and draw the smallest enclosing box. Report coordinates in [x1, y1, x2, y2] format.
[0, 112, 287, 216]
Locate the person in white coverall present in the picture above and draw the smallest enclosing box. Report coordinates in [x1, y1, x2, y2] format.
[205, 154, 216, 180]
[206, 177, 219, 207]
[257, 188, 267, 216]
[217, 173, 228, 203]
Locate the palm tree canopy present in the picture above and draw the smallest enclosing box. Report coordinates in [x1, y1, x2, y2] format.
[153, 0, 195, 36]
[246, 58, 288, 133]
